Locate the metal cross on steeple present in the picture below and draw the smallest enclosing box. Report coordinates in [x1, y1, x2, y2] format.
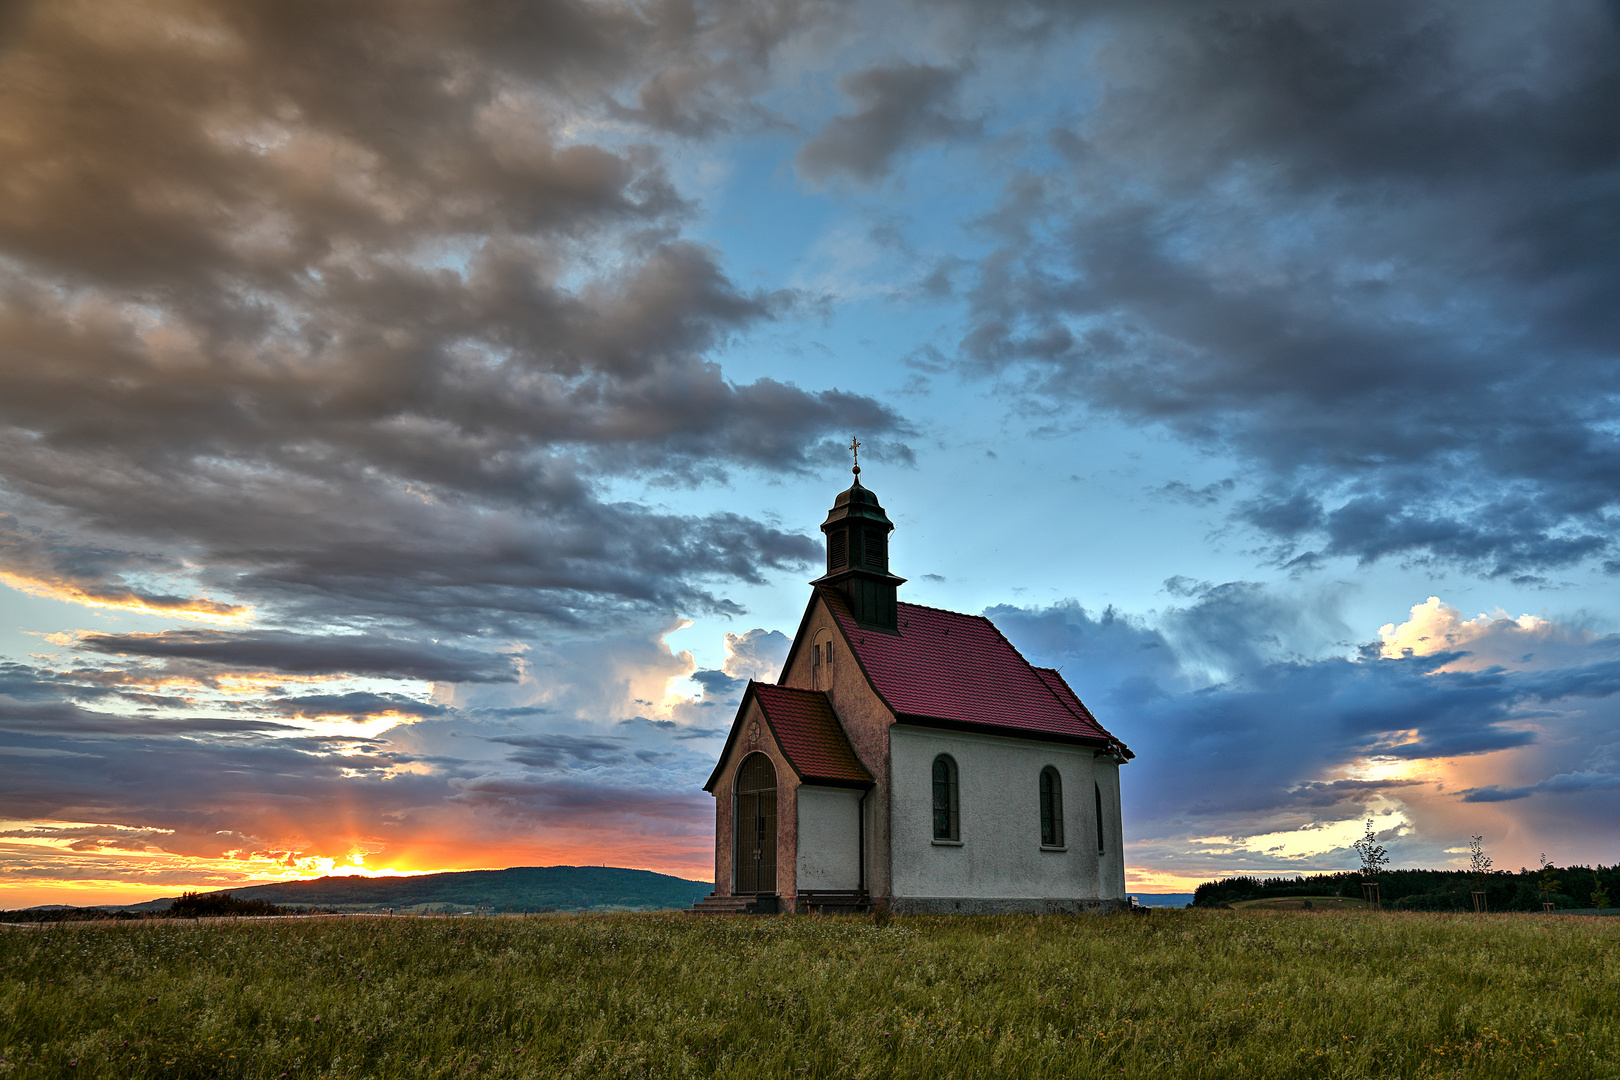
[849, 435, 861, 476]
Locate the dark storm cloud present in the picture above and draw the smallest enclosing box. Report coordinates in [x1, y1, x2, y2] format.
[1463, 771, 1620, 803]
[991, 584, 1620, 841]
[265, 692, 450, 722]
[796, 61, 979, 183]
[0, 661, 121, 704]
[1279, 778, 1426, 808]
[950, 0, 1620, 576]
[689, 669, 744, 698]
[1519, 657, 1620, 702]
[0, 0, 903, 638]
[0, 723, 442, 860]
[76, 630, 520, 683]
[450, 773, 709, 824]
[486, 733, 630, 768]
[0, 697, 294, 737]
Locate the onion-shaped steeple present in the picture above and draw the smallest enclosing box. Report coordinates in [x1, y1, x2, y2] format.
[812, 446, 904, 630]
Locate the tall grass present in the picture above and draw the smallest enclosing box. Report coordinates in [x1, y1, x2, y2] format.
[2, 909, 1615, 1078]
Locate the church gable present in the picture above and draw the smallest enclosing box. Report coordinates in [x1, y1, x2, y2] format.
[703, 682, 871, 792]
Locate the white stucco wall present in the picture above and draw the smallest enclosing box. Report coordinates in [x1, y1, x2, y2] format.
[1094, 754, 1126, 900]
[796, 785, 864, 891]
[888, 726, 1126, 901]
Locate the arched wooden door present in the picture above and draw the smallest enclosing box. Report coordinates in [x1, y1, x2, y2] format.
[734, 753, 777, 894]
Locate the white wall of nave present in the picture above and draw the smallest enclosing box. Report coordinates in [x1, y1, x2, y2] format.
[888, 726, 1125, 901]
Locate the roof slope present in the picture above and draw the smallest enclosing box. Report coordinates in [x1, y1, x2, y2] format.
[822, 588, 1130, 752]
[1032, 667, 1103, 729]
[703, 682, 873, 791]
[752, 683, 872, 784]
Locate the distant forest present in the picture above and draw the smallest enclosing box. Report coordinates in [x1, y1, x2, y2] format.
[1194, 862, 1620, 911]
[0, 891, 296, 923]
[0, 865, 711, 921]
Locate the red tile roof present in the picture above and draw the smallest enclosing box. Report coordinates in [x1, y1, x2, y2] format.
[751, 683, 873, 785]
[1032, 667, 1106, 730]
[703, 682, 873, 791]
[822, 588, 1129, 753]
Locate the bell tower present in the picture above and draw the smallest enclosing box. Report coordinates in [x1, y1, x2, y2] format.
[812, 438, 905, 630]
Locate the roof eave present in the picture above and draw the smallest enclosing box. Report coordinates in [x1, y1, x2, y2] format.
[891, 712, 1118, 749]
[796, 775, 875, 790]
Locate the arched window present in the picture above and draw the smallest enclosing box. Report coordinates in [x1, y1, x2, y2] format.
[812, 630, 835, 686]
[1039, 767, 1063, 847]
[931, 755, 959, 841]
[1094, 782, 1105, 856]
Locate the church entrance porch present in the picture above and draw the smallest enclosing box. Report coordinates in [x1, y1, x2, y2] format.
[734, 753, 777, 895]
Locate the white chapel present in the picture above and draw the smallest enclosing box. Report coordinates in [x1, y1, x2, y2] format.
[694, 460, 1133, 914]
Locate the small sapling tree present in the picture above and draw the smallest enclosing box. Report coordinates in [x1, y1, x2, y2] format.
[1353, 819, 1388, 909]
[1538, 854, 1561, 911]
[1469, 835, 1493, 912]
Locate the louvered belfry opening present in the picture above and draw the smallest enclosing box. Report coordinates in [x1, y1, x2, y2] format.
[734, 752, 777, 894]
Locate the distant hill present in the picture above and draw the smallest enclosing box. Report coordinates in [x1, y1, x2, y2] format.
[108, 865, 713, 914]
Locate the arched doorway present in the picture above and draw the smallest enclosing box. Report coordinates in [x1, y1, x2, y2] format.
[734, 753, 777, 894]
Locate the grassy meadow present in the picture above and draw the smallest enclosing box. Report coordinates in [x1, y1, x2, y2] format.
[2, 908, 1616, 1079]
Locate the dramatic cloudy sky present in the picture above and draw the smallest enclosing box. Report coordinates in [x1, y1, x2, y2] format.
[2, 0, 1617, 905]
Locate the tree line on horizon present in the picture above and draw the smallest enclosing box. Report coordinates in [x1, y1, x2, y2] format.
[0, 892, 302, 923]
[1193, 861, 1619, 912]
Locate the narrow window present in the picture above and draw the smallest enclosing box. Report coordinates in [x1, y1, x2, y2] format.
[932, 755, 959, 840]
[1094, 782, 1105, 856]
[813, 642, 821, 668]
[825, 640, 833, 668]
[1040, 767, 1063, 847]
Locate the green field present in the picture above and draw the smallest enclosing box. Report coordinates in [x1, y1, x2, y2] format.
[1229, 896, 1372, 912]
[2, 909, 1616, 1079]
